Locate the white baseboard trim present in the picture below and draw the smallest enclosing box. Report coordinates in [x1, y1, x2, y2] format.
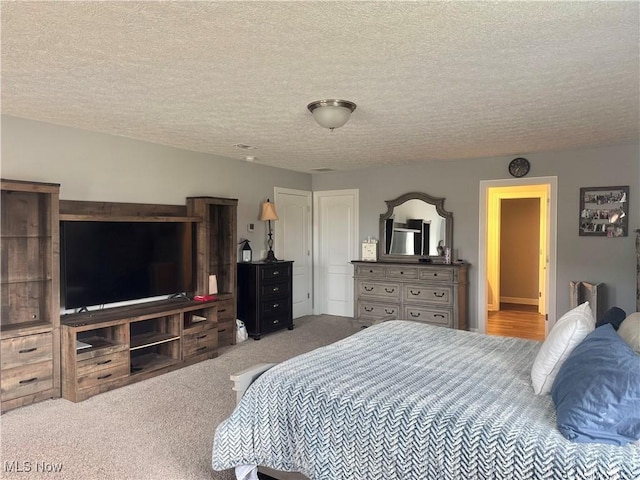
[500, 296, 538, 306]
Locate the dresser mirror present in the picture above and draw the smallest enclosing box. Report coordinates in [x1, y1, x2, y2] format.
[379, 192, 453, 262]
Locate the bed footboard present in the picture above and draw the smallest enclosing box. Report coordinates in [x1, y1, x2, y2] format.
[230, 363, 276, 404]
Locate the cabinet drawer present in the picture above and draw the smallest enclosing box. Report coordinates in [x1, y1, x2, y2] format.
[217, 321, 235, 346]
[261, 281, 288, 297]
[261, 315, 290, 334]
[356, 280, 400, 300]
[260, 265, 290, 281]
[260, 298, 289, 315]
[1, 332, 52, 370]
[358, 301, 400, 320]
[216, 299, 235, 321]
[1, 360, 53, 401]
[354, 264, 386, 277]
[404, 306, 451, 327]
[386, 266, 418, 279]
[419, 268, 454, 283]
[77, 350, 129, 378]
[404, 284, 452, 306]
[183, 328, 218, 358]
[76, 362, 129, 391]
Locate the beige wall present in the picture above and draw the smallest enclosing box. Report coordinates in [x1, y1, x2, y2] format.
[500, 198, 540, 303]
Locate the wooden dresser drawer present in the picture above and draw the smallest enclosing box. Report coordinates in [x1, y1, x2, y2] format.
[358, 301, 400, 320]
[260, 281, 288, 298]
[216, 299, 235, 321]
[260, 264, 290, 281]
[356, 280, 401, 300]
[354, 264, 386, 277]
[404, 284, 452, 306]
[1, 360, 53, 401]
[419, 268, 454, 283]
[1, 332, 52, 370]
[76, 362, 129, 391]
[77, 350, 129, 378]
[404, 306, 452, 327]
[217, 322, 235, 346]
[183, 327, 218, 358]
[386, 266, 418, 279]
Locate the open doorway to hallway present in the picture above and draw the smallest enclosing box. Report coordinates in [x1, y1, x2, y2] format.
[477, 177, 558, 340]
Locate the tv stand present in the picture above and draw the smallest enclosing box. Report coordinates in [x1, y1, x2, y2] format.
[60, 298, 221, 402]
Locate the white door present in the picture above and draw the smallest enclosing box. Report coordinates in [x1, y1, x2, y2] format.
[274, 188, 312, 318]
[313, 190, 359, 316]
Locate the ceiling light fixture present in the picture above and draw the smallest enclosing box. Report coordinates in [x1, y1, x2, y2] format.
[307, 99, 357, 131]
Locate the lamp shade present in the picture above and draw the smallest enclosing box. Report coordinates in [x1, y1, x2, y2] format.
[307, 99, 356, 130]
[260, 200, 279, 221]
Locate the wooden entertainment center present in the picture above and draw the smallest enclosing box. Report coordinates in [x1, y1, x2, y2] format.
[0, 179, 239, 410]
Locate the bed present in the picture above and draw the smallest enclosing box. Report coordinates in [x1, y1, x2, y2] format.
[212, 320, 640, 480]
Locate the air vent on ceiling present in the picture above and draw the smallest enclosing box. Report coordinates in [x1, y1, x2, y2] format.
[310, 168, 335, 172]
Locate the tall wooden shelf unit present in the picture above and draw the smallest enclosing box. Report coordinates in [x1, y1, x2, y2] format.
[187, 196, 238, 346]
[1, 179, 61, 412]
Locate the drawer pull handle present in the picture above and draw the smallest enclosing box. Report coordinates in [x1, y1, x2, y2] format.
[196, 346, 207, 352]
[384, 288, 395, 293]
[410, 290, 421, 296]
[368, 269, 373, 273]
[433, 292, 445, 298]
[273, 303, 279, 308]
[19, 377, 38, 385]
[196, 334, 208, 340]
[410, 312, 421, 318]
[400, 271, 404, 275]
[97, 359, 112, 365]
[219, 309, 227, 313]
[19, 347, 38, 354]
[218, 328, 226, 333]
[272, 287, 280, 292]
[97, 374, 112, 380]
[364, 286, 374, 292]
[434, 314, 445, 318]
[272, 319, 280, 324]
[364, 307, 374, 312]
[273, 271, 280, 275]
[385, 308, 395, 314]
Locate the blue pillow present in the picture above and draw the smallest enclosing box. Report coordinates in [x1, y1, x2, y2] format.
[596, 306, 627, 330]
[551, 324, 640, 445]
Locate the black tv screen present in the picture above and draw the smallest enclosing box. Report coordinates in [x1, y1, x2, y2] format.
[61, 221, 194, 309]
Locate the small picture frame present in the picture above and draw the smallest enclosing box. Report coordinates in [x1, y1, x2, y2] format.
[361, 242, 378, 261]
[579, 186, 629, 237]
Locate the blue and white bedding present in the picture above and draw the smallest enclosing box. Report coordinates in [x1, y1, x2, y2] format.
[212, 321, 640, 480]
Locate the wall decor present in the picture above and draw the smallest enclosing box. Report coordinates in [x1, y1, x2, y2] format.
[579, 185, 629, 237]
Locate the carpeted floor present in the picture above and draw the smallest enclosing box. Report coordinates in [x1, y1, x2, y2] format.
[0, 315, 363, 480]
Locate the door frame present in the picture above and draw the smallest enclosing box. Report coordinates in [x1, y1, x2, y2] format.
[478, 176, 558, 334]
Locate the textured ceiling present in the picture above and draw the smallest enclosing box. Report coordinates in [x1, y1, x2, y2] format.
[2, 1, 639, 173]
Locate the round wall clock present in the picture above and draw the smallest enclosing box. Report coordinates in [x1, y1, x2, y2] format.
[508, 157, 530, 178]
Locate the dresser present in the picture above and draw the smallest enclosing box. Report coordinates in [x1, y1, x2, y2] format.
[352, 261, 469, 330]
[237, 261, 294, 340]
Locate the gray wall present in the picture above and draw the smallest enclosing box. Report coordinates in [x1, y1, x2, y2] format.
[2, 115, 638, 328]
[0, 115, 312, 254]
[313, 143, 639, 326]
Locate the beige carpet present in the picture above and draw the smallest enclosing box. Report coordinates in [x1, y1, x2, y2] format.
[0, 315, 364, 480]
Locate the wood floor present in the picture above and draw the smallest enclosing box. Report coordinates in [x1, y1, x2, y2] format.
[487, 303, 546, 341]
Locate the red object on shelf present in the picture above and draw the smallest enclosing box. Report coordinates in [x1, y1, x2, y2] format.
[193, 294, 216, 302]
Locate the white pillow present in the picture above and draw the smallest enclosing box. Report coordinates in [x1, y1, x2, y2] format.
[530, 301, 595, 395]
[618, 313, 640, 354]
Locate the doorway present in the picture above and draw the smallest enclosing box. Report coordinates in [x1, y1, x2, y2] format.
[478, 177, 558, 338]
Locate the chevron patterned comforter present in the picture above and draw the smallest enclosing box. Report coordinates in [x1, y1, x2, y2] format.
[212, 320, 640, 480]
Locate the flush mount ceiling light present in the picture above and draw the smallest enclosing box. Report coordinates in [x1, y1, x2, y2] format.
[307, 99, 357, 130]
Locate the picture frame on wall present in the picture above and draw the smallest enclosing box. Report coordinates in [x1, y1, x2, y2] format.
[579, 185, 629, 237]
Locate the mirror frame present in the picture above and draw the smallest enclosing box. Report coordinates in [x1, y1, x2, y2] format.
[379, 192, 453, 262]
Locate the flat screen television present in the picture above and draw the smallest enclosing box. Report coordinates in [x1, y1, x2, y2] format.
[61, 221, 194, 310]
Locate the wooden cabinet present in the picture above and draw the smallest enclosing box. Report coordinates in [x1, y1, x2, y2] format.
[352, 261, 469, 330]
[1, 179, 61, 412]
[187, 197, 238, 347]
[237, 262, 294, 340]
[61, 299, 218, 402]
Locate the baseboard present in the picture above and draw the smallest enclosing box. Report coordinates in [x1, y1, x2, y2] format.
[500, 296, 538, 306]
